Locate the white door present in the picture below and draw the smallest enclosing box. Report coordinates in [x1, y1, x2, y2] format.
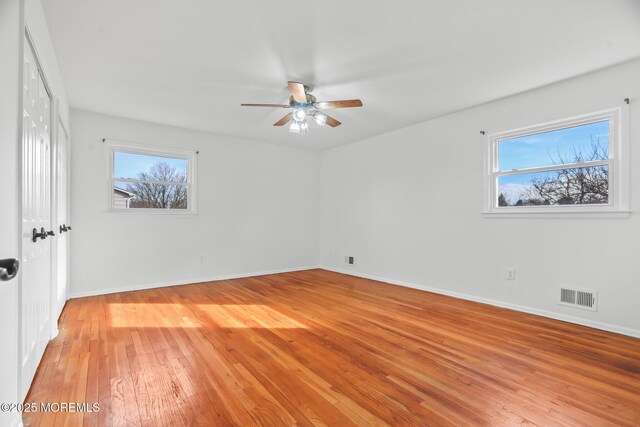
[54, 119, 70, 320]
[21, 39, 53, 398]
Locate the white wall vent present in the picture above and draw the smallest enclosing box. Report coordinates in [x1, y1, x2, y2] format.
[559, 287, 597, 311]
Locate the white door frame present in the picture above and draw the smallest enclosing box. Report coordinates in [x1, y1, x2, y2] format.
[50, 108, 70, 336]
[50, 98, 59, 339]
[0, 1, 25, 424]
[60, 117, 70, 308]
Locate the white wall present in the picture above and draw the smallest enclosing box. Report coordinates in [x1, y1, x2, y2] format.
[0, 1, 24, 425]
[70, 110, 320, 297]
[319, 58, 640, 337]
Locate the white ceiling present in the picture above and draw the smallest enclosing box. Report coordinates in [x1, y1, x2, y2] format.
[42, 0, 640, 150]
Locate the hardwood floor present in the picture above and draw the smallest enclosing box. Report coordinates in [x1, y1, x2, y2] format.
[24, 269, 640, 426]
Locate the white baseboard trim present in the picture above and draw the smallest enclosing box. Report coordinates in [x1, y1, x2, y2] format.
[320, 266, 640, 339]
[69, 265, 321, 299]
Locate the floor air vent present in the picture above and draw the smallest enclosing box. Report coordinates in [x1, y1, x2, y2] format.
[559, 287, 597, 311]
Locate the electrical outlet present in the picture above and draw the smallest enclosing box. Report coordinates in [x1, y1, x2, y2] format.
[199, 256, 205, 264]
[344, 256, 355, 265]
[506, 268, 516, 281]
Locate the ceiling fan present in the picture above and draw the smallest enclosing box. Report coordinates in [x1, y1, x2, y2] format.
[241, 81, 363, 134]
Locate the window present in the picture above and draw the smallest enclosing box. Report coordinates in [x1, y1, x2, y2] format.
[106, 141, 197, 213]
[485, 109, 629, 217]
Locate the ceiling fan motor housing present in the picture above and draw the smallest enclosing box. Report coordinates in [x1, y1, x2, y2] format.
[289, 93, 317, 108]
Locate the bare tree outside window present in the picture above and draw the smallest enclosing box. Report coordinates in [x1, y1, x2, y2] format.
[110, 147, 194, 212]
[497, 136, 609, 207]
[125, 162, 188, 209]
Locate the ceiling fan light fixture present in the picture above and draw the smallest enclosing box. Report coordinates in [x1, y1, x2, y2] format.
[300, 121, 310, 134]
[289, 120, 301, 133]
[313, 112, 327, 126]
[292, 109, 306, 122]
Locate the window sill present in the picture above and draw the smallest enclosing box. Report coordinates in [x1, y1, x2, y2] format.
[482, 210, 631, 219]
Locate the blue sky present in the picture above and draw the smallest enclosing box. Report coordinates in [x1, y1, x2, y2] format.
[498, 121, 609, 203]
[499, 121, 608, 171]
[114, 151, 187, 180]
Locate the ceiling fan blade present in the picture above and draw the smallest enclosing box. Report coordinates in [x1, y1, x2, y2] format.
[273, 113, 293, 126]
[241, 103, 290, 108]
[325, 114, 342, 127]
[288, 81, 307, 103]
[315, 99, 363, 109]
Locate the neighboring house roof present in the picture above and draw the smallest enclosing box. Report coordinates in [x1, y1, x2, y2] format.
[113, 186, 135, 199]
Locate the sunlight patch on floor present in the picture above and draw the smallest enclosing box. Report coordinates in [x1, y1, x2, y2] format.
[108, 303, 306, 329]
[197, 304, 307, 329]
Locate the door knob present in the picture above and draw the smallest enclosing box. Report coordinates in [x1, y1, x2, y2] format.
[32, 227, 47, 242]
[0, 259, 19, 282]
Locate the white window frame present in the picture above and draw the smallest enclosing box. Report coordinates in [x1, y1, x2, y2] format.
[483, 107, 630, 219]
[104, 139, 198, 215]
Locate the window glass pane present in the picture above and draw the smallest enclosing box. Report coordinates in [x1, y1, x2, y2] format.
[113, 151, 187, 182]
[498, 121, 609, 171]
[113, 180, 188, 209]
[497, 165, 608, 207]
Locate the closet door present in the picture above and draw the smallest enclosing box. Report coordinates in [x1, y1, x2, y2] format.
[54, 119, 70, 319]
[20, 39, 53, 398]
